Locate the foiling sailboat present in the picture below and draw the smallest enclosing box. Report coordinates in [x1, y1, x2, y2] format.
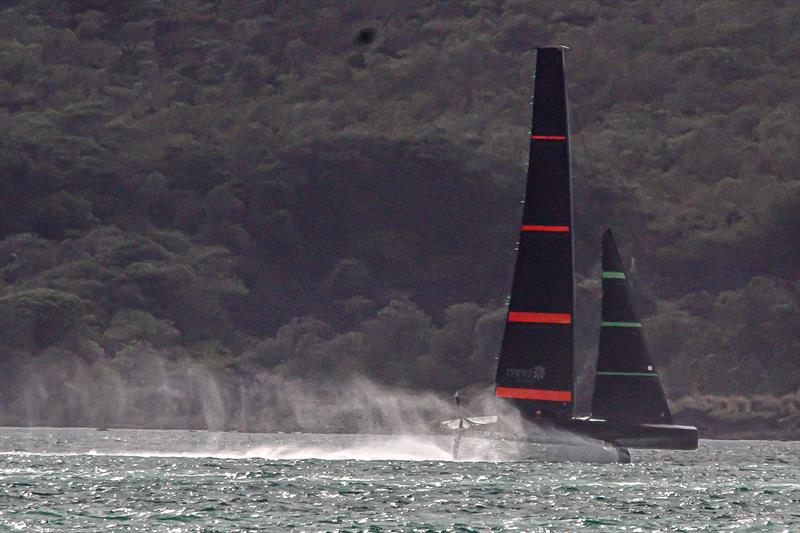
[467, 47, 697, 459]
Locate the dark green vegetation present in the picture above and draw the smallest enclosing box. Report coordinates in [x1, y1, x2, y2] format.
[0, 1, 797, 437]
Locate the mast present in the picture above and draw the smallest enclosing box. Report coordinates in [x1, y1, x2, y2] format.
[495, 47, 574, 418]
[591, 229, 673, 424]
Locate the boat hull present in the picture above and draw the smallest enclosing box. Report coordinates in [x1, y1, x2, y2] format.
[554, 417, 699, 450]
[452, 435, 630, 463]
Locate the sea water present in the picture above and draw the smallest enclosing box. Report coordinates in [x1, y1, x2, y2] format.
[0, 428, 797, 531]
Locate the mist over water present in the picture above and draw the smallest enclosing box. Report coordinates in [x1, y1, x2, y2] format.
[2, 349, 606, 455]
[1, 392, 612, 463]
[5, 347, 481, 433]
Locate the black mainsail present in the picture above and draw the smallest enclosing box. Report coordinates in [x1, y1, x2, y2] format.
[591, 229, 672, 424]
[495, 47, 574, 417]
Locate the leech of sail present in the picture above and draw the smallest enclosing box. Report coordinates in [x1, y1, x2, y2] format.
[520, 225, 570, 232]
[602, 271, 626, 279]
[496, 387, 572, 402]
[601, 321, 642, 327]
[596, 371, 657, 377]
[530, 135, 567, 140]
[507, 312, 572, 324]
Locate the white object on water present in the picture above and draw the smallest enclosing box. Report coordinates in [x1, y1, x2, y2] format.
[440, 416, 498, 430]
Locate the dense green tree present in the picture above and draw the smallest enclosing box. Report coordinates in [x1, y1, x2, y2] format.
[0, 0, 796, 435]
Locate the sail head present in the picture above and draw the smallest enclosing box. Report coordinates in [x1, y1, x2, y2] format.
[495, 47, 574, 417]
[591, 229, 673, 424]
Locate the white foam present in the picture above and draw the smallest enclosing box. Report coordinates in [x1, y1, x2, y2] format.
[0, 434, 456, 461]
[0, 432, 622, 463]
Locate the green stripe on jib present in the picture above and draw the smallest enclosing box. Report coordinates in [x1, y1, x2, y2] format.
[602, 321, 642, 327]
[602, 271, 626, 279]
[596, 371, 657, 377]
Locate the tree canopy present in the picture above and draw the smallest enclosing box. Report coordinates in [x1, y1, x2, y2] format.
[0, 0, 797, 436]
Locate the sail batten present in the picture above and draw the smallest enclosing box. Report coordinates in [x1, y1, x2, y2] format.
[507, 312, 572, 324]
[496, 387, 573, 402]
[520, 225, 570, 232]
[495, 47, 574, 417]
[602, 321, 642, 328]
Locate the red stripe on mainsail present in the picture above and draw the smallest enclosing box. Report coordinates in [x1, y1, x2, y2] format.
[530, 135, 566, 140]
[520, 225, 570, 232]
[507, 312, 572, 324]
[496, 387, 573, 402]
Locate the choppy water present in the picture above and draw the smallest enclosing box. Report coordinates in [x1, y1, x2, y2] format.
[1, 428, 797, 531]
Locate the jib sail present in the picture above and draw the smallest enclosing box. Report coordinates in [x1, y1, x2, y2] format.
[591, 229, 673, 424]
[495, 47, 574, 417]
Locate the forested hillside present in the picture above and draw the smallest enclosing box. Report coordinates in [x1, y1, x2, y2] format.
[1, 0, 797, 437]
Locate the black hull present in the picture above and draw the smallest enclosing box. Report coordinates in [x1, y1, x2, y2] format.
[554, 417, 698, 450]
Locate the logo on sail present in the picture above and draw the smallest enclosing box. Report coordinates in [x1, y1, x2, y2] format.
[505, 365, 546, 383]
